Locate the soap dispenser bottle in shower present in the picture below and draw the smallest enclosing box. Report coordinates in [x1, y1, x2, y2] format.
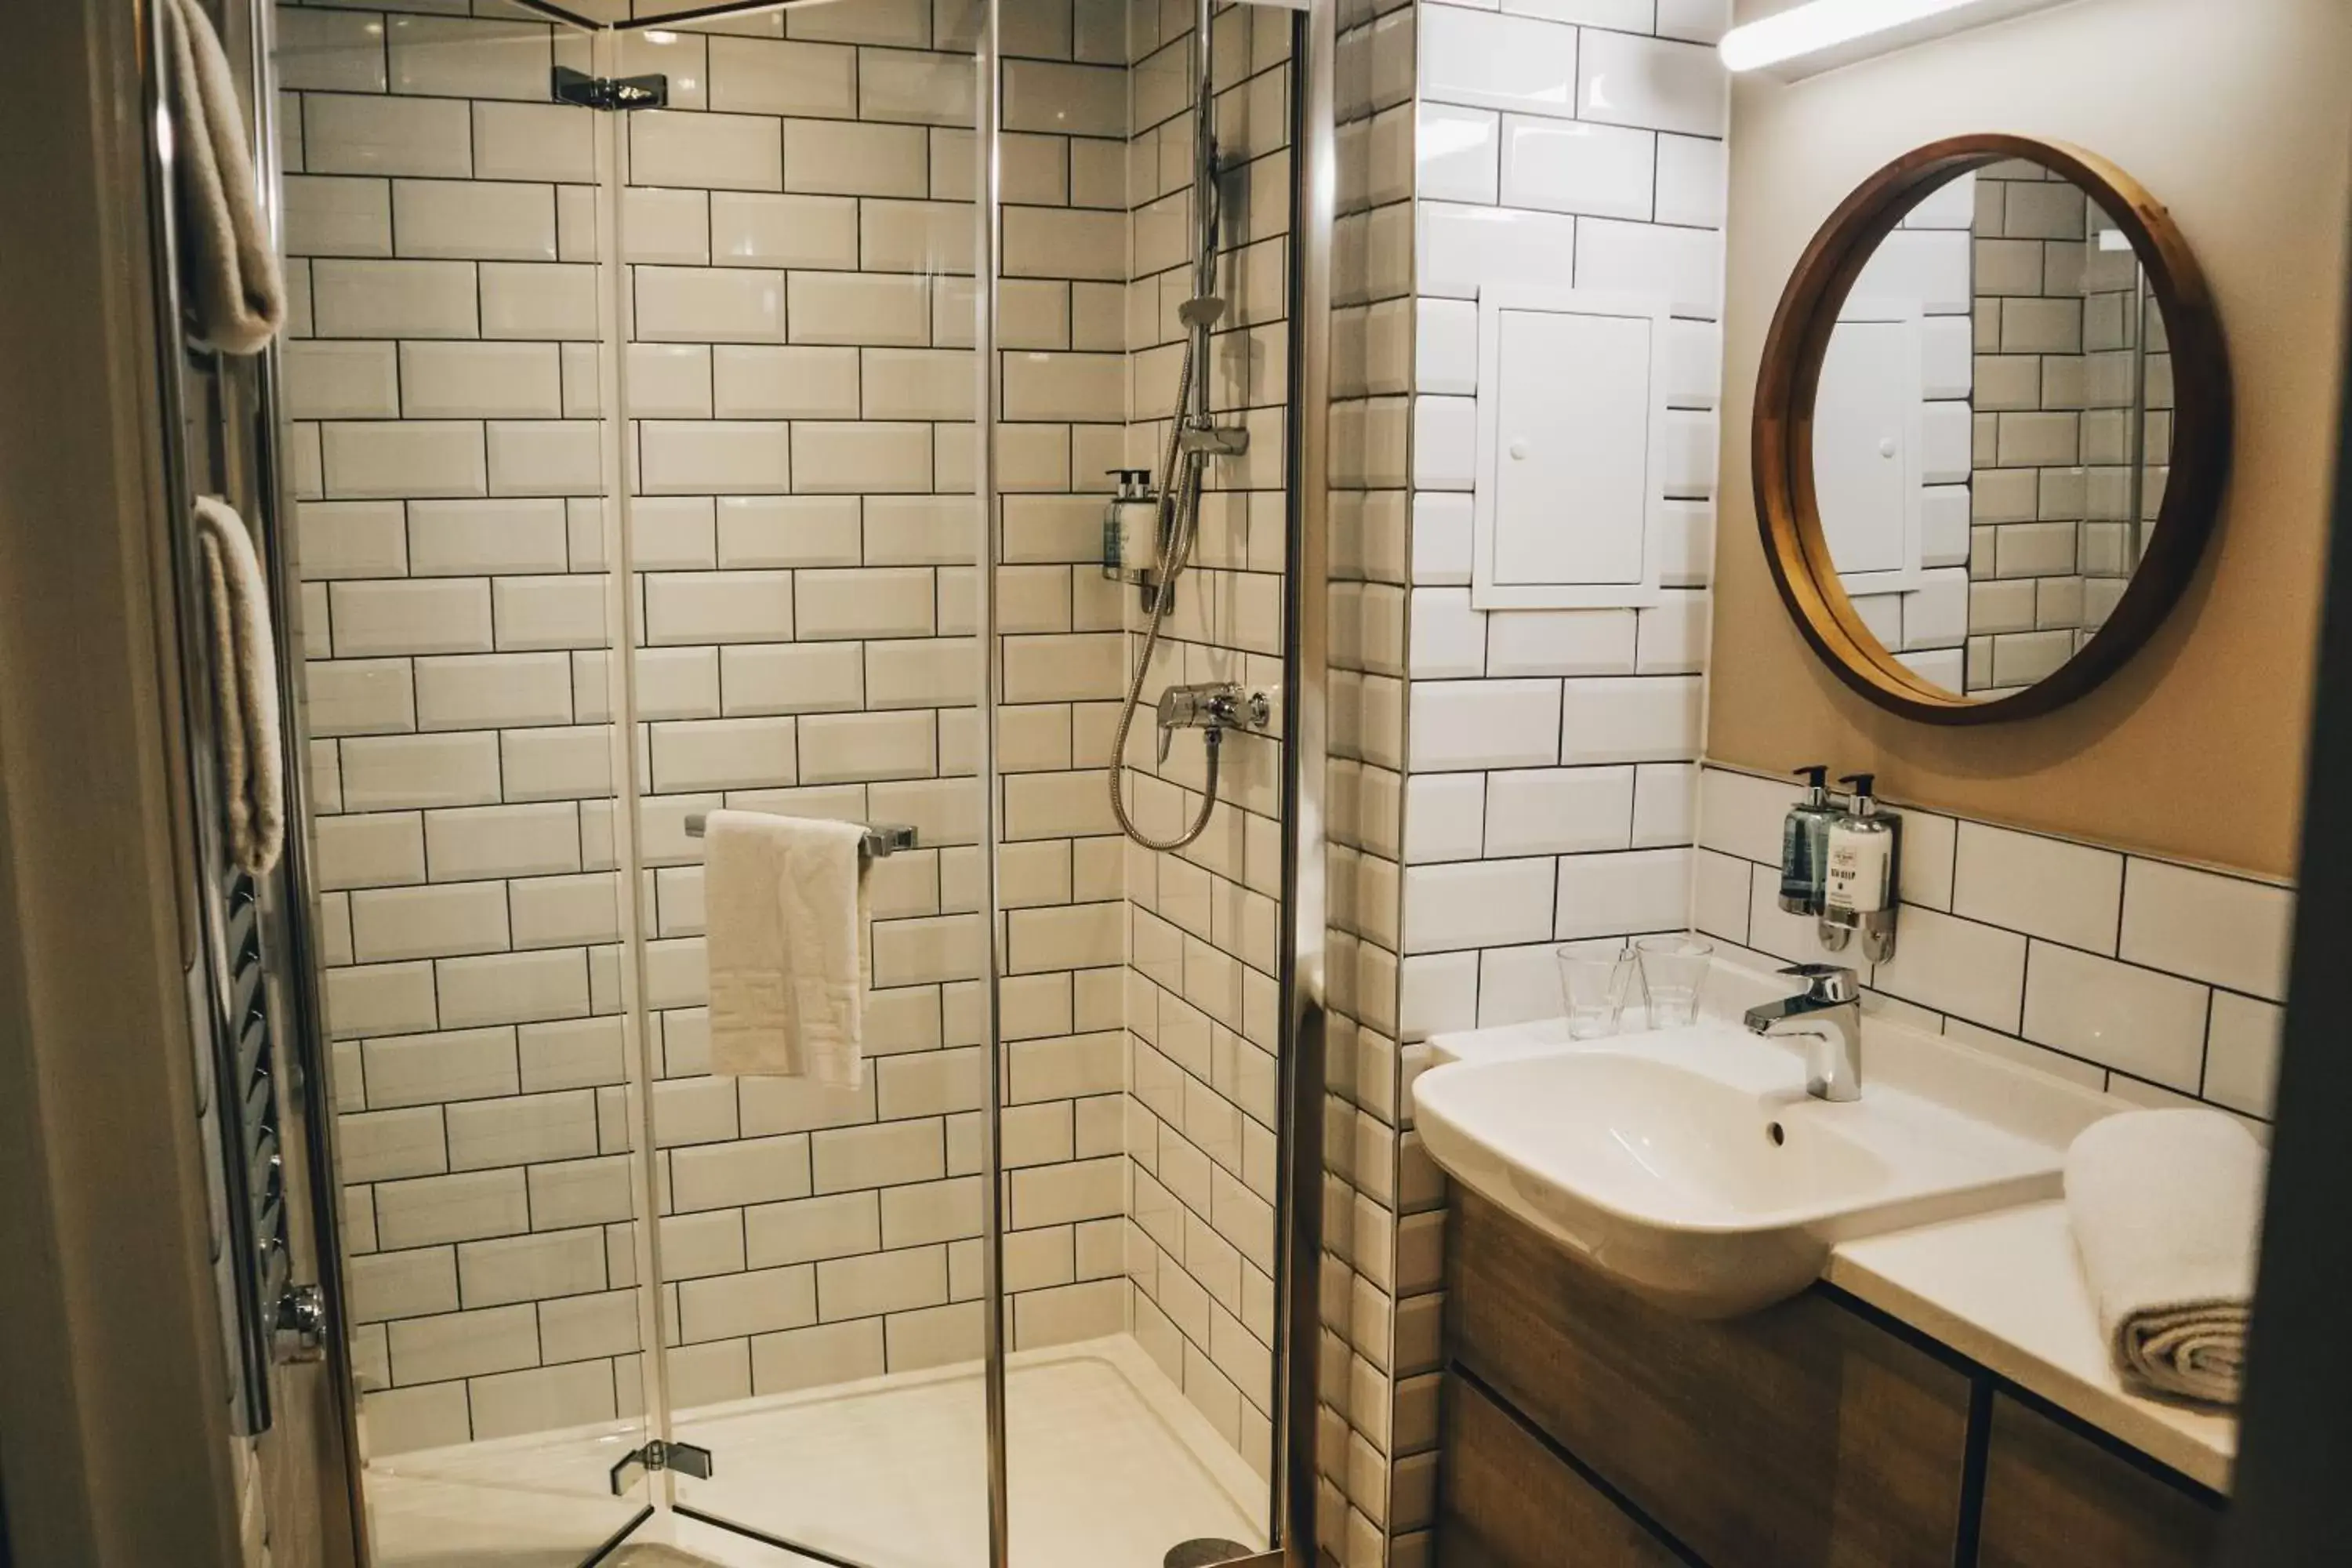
[1101, 470, 1156, 583]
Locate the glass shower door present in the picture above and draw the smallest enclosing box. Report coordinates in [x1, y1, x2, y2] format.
[603, 0, 1307, 1562]
[597, 5, 993, 1564]
[273, 2, 660, 1562]
[286, 0, 1312, 1559]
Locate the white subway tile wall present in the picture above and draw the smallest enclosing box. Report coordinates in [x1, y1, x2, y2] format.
[1960, 161, 2167, 697]
[1119, 0, 1294, 1483]
[1320, 0, 1417, 1553]
[285, 0, 633, 1457]
[1694, 764, 2289, 1122]
[1322, 0, 1727, 1559]
[281, 0, 1169, 1458]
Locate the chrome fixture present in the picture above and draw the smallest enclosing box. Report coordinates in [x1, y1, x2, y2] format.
[550, 64, 667, 110]
[1744, 964, 1864, 1103]
[1108, 0, 1255, 854]
[1154, 682, 1274, 763]
[140, 0, 339, 1446]
[681, 813, 917, 858]
[273, 1283, 328, 1363]
[608, 1438, 715, 1497]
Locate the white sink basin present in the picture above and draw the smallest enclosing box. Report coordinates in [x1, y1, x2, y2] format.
[1412, 1022, 2069, 1317]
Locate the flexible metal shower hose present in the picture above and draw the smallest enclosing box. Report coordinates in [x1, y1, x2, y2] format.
[1107, 328, 1221, 853]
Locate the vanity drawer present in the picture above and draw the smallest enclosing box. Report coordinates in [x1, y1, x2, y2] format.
[1976, 1393, 2223, 1568]
[1445, 1189, 1973, 1568]
[1438, 1370, 1682, 1568]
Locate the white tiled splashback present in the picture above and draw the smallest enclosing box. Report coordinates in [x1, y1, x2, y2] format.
[1694, 763, 2288, 1123]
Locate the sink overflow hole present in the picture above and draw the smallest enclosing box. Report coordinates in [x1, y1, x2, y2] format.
[1766, 1122, 1786, 1146]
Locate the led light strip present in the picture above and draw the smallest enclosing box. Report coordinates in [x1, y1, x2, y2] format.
[1719, 0, 2077, 80]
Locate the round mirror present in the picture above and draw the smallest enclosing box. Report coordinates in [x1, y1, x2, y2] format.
[1755, 136, 2229, 723]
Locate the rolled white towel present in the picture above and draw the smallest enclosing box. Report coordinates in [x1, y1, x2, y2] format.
[2064, 1108, 2265, 1406]
[194, 496, 284, 876]
[161, 0, 287, 353]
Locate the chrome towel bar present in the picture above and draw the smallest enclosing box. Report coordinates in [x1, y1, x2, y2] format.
[683, 812, 918, 858]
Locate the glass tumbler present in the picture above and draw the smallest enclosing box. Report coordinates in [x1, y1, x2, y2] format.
[1635, 935, 1713, 1029]
[1556, 943, 1635, 1040]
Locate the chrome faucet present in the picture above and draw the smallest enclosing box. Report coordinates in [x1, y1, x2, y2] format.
[1744, 964, 1863, 1103]
[1153, 681, 1270, 763]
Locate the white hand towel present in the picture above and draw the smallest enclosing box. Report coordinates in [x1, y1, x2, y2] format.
[705, 811, 871, 1087]
[162, 0, 287, 354]
[2065, 1108, 2265, 1406]
[193, 496, 285, 877]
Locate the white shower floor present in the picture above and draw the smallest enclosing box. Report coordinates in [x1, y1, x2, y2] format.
[366, 1335, 1266, 1568]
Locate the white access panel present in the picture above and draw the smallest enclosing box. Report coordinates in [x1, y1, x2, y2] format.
[1474, 288, 1675, 610]
[1813, 305, 1926, 597]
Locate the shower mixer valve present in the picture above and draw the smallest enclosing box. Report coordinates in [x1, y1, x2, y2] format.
[1154, 682, 1272, 763]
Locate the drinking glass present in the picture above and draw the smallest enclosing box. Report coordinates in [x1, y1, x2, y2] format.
[1635, 935, 1713, 1029]
[1556, 943, 1635, 1040]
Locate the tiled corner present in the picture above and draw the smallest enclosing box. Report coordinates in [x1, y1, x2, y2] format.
[1325, 1, 1727, 1559]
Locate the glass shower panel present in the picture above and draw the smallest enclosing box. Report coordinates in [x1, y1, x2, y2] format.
[999, 1, 1295, 1564]
[274, 3, 655, 1562]
[607, 5, 992, 1563]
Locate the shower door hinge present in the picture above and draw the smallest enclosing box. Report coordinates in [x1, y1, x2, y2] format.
[552, 65, 669, 111]
[609, 1439, 714, 1495]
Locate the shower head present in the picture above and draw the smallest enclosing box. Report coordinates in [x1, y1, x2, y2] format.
[1178, 296, 1228, 329]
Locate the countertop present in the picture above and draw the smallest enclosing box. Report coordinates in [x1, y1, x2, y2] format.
[1423, 1002, 2241, 1497]
[1830, 1200, 2237, 1494]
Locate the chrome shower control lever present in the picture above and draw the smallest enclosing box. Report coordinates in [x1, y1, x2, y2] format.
[1154, 682, 1272, 763]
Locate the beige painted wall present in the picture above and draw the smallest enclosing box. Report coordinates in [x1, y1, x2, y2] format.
[0, 2, 257, 1563]
[1709, 0, 2352, 877]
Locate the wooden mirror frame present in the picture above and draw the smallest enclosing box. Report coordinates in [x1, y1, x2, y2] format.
[1754, 133, 2230, 724]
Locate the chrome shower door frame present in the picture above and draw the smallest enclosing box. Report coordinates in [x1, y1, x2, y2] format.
[1278, 0, 1337, 1561]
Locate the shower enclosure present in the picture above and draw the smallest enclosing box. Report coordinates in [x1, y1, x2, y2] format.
[262, 0, 1323, 1562]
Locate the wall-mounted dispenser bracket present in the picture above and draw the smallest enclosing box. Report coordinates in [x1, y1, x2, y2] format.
[1818, 804, 1900, 964]
[552, 65, 668, 111]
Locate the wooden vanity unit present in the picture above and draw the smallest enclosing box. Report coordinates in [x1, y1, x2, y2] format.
[1436, 1192, 2226, 1568]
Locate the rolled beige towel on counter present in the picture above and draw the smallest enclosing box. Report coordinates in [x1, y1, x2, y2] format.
[2065, 1108, 2265, 1406]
